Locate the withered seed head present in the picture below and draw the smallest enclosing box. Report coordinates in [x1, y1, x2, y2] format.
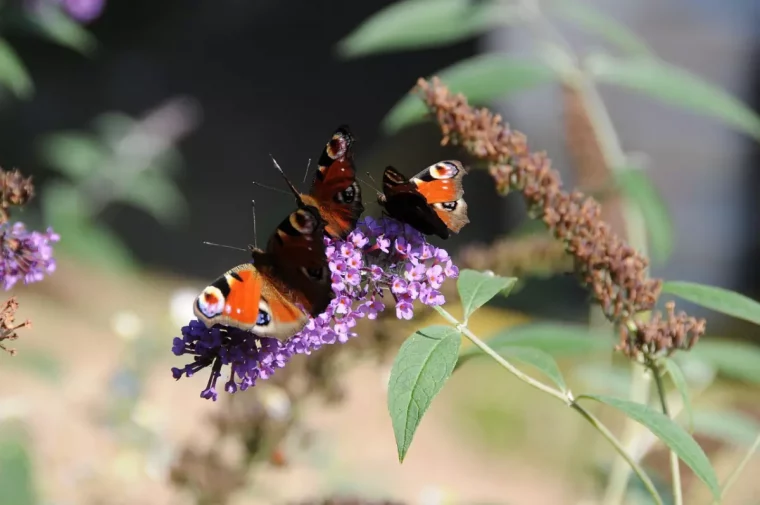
[416, 77, 705, 358]
[0, 168, 34, 224]
[0, 296, 30, 356]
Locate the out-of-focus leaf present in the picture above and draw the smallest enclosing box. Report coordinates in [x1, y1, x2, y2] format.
[661, 281, 760, 327]
[581, 394, 720, 499]
[663, 357, 694, 432]
[688, 339, 760, 385]
[586, 53, 760, 141]
[39, 133, 107, 181]
[388, 325, 461, 462]
[118, 171, 188, 227]
[0, 421, 37, 505]
[616, 168, 673, 264]
[1, 349, 64, 383]
[546, 0, 652, 57]
[93, 112, 136, 145]
[41, 182, 135, 272]
[497, 346, 567, 392]
[0, 38, 33, 99]
[337, 0, 511, 58]
[27, 6, 97, 55]
[457, 269, 517, 321]
[691, 409, 760, 446]
[383, 54, 556, 133]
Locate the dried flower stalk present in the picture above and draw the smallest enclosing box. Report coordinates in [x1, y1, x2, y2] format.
[0, 168, 34, 225]
[0, 297, 30, 356]
[416, 77, 704, 357]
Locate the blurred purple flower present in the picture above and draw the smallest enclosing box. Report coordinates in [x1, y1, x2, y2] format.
[1, 222, 59, 290]
[60, 0, 105, 22]
[172, 216, 460, 400]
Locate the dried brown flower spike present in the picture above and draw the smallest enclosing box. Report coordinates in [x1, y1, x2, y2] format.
[0, 297, 31, 356]
[416, 77, 705, 358]
[0, 168, 34, 224]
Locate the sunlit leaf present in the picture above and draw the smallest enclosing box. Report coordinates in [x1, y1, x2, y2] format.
[337, 0, 510, 59]
[0, 421, 37, 505]
[661, 281, 760, 327]
[26, 5, 97, 55]
[587, 53, 760, 141]
[546, 0, 652, 57]
[663, 358, 693, 432]
[691, 409, 760, 446]
[39, 133, 107, 181]
[388, 325, 461, 462]
[118, 171, 188, 227]
[0, 38, 33, 99]
[689, 339, 760, 385]
[581, 394, 720, 499]
[616, 168, 673, 264]
[457, 269, 517, 321]
[383, 54, 556, 133]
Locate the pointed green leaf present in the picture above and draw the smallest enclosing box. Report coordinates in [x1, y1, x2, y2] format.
[457, 269, 517, 321]
[0, 38, 33, 99]
[337, 0, 509, 59]
[39, 133, 107, 181]
[497, 346, 567, 392]
[388, 325, 461, 462]
[661, 281, 760, 327]
[586, 53, 760, 141]
[383, 54, 556, 133]
[0, 422, 37, 505]
[580, 394, 720, 499]
[27, 5, 97, 55]
[663, 358, 694, 432]
[691, 409, 760, 446]
[546, 0, 652, 57]
[689, 339, 760, 385]
[616, 168, 673, 263]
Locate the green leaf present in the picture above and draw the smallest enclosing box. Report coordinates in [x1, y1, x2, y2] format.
[663, 358, 694, 432]
[0, 421, 37, 505]
[689, 339, 760, 385]
[457, 269, 517, 321]
[546, 0, 652, 57]
[39, 133, 107, 181]
[497, 346, 567, 392]
[661, 281, 760, 327]
[337, 0, 508, 59]
[27, 5, 97, 55]
[0, 38, 33, 99]
[118, 171, 188, 228]
[581, 394, 720, 499]
[691, 409, 760, 446]
[388, 325, 461, 462]
[616, 168, 674, 264]
[586, 53, 760, 141]
[383, 54, 556, 133]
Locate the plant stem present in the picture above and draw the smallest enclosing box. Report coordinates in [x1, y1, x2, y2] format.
[433, 305, 664, 505]
[651, 359, 683, 505]
[716, 430, 760, 503]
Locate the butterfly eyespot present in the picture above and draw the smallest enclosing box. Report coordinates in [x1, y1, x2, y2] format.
[256, 309, 272, 326]
[196, 287, 226, 317]
[290, 209, 317, 233]
[335, 182, 359, 204]
[301, 266, 327, 281]
[430, 162, 459, 179]
[435, 201, 458, 211]
[326, 136, 347, 159]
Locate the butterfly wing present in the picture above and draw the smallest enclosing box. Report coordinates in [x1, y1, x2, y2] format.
[302, 125, 364, 238]
[408, 161, 469, 235]
[193, 263, 308, 341]
[380, 166, 450, 238]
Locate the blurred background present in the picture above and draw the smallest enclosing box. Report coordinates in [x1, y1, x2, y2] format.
[1, 0, 760, 504]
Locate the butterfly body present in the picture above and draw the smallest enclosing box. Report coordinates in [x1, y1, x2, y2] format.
[378, 161, 469, 239]
[194, 205, 331, 340]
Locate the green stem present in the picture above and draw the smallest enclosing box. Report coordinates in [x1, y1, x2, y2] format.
[651, 359, 683, 505]
[716, 430, 760, 503]
[433, 305, 664, 505]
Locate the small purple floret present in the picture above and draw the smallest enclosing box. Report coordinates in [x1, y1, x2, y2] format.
[171, 216, 460, 400]
[0, 223, 59, 290]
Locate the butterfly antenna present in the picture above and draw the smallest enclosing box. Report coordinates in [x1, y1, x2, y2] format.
[357, 175, 381, 195]
[251, 180, 292, 196]
[202, 241, 248, 252]
[302, 158, 311, 184]
[269, 154, 305, 205]
[364, 172, 383, 194]
[251, 199, 258, 250]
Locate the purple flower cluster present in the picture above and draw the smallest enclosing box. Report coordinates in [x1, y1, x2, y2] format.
[172, 216, 460, 400]
[24, 0, 106, 23]
[1, 222, 59, 290]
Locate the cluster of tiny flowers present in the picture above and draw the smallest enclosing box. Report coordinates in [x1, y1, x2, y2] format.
[0, 222, 60, 290]
[171, 216, 460, 400]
